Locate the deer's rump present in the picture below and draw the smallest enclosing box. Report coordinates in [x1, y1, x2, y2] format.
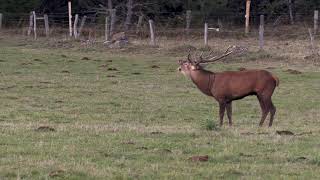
[213, 70, 278, 100]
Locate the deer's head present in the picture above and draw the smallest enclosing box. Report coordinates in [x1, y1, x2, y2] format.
[178, 46, 246, 76]
[177, 55, 204, 77]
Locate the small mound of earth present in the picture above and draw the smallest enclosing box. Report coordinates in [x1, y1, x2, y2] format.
[189, 155, 209, 162]
[137, 146, 148, 150]
[21, 62, 33, 66]
[132, 72, 141, 75]
[295, 156, 308, 161]
[99, 64, 108, 68]
[150, 131, 164, 135]
[238, 67, 246, 71]
[276, 130, 294, 136]
[151, 65, 160, 69]
[304, 54, 319, 60]
[81, 57, 90, 60]
[49, 170, 65, 177]
[239, 152, 254, 157]
[160, 149, 172, 153]
[284, 69, 302, 74]
[61, 70, 70, 73]
[35, 126, 55, 132]
[107, 68, 118, 71]
[122, 140, 135, 145]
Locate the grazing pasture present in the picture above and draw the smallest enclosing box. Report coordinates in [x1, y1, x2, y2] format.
[0, 35, 319, 179]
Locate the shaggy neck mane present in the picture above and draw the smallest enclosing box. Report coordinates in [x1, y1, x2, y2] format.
[189, 69, 214, 96]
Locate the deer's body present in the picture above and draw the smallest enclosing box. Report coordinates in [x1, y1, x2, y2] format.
[178, 46, 279, 127]
[190, 69, 278, 101]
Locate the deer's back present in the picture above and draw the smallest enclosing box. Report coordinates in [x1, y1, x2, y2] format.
[212, 70, 275, 99]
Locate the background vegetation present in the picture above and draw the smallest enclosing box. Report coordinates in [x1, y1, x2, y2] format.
[1, 0, 319, 23]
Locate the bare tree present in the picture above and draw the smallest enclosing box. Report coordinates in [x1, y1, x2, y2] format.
[124, 0, 133, 31]
[108, 0, 113, 10]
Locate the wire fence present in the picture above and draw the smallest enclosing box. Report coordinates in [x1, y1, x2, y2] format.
[0, 11, 319, 44]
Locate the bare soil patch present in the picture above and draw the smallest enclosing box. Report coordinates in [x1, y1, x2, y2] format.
[35, 126, 56, 132]
[189, 155, 209, 162]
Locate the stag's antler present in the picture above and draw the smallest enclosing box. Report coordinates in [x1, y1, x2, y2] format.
[194, 46, 247, 65]
[187, 49, 193, 63]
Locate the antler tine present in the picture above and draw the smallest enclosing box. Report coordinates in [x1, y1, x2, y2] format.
[195, 50, 215, 65]
[202, 50, 214, 59]
[199, 51, 204, 60]
[224, 45, 235, 54]
[187, 48, 193, 63]
[234, 46, 248, 54]
[194, 51, 204, 64]
[207, 50, 234, 62]
[207, 50, 215, 57]
[197, 45, 239, 64]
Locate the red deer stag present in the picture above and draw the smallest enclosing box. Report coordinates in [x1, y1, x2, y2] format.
[177, 46, 279, 127]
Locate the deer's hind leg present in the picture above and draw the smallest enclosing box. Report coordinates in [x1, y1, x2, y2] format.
[268, 101, 276, 127]
[226, 102, 232, 126]
[257, 95, 270, 127]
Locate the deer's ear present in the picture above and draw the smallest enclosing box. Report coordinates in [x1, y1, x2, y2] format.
[178, 60, 183, 64]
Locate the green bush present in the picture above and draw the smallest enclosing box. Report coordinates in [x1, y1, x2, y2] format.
[202, 118, 220, 131]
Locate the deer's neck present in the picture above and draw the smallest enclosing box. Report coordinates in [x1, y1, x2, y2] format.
[190, 70, 214, 96]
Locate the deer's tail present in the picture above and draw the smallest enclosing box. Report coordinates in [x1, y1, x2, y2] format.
[272, 74, 279, 87]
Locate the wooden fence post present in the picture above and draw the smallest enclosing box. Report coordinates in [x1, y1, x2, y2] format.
[136, 14, 143, 33]
[78, 15, 87, 38]
[68, 0, 73, 37]
[149, 19, 155, 46]
[245, 0, 251, 34]
[0, 13, 2, 30]
[44, 14, 49, 37]
[308, 28, 316, 55]
[218, 18, 223, 31]
[105, 16, 110, 41]
[315, 10, 319, 33]
[27, 12, 33, 36]
[73, 14, 79, 38]
[204, 22, 208, 46]
[259, 15, 264, 50]
[288, 0, 294, 25]
[33, 11, 37, 40]
[186, 10, 191, 34]
[110, 9, 116, 36]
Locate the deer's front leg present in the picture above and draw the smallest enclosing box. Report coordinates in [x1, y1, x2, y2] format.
[218, 103, 226, 126]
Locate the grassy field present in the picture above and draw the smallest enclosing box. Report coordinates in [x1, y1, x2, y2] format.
[0, 35, 319, 179]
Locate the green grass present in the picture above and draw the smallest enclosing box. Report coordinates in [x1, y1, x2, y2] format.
[0, 36, 319, 179]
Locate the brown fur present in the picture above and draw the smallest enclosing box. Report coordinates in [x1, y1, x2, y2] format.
[178, 62, 279, 127]
[271, 74, 279, 86]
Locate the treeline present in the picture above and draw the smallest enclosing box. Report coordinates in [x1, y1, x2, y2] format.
[0, 0, 319, 24]
[1, 0, 319, 14]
